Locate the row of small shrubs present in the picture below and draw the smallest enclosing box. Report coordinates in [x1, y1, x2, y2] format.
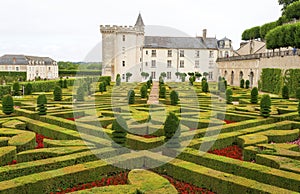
[240, 79, 250, 89]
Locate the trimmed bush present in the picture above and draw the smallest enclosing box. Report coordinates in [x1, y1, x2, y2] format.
[2, 95, 14, 115]
[24, 83, 33, 95]
[159, 85, 166, 99]
[0, 85, 11, 99]
[225, 89, 233, 104]
[245, 80, 250, 89]
[13, 82, 20, 96]
[170, 90, 179, 105]
[76, 87, 85, 101]
[296, 87, 300, 100]
[298, 101, 300, 116]
[202, 81, 209, 93]
[111, 115, 128, 147]
[164, 112, 180, 148]
[189, 76, 195, 86]
[37, 94, 47, 115]
[260, 94, 271, 118]
[128, 90, 135, 104]
[58, 78, 63, 88]
[140, 84, 148, 98]
[53, 86, 62, 101]
[116, 74, 121, 86]
[282, 85, 289, 99]
[261, 68, 282, 94]
[240, 79, 245, 88]
[63, 79, 68, 88]
[146, 80, 151, 89]
[251, 87, 258, 104]
[99, 82, 105, 93]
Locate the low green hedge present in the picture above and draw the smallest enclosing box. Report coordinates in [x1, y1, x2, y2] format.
[8, 131, 36, 152]
[0, 146, 16, 166]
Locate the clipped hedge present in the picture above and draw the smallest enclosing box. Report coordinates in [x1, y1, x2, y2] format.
[59, 70, 102, 77]
[0, 146, 16, 166]
[261, 68, 282, 94]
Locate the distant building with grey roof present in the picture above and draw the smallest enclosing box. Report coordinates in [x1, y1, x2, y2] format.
[100, 14, 233, 82]
[0, 54, 58, 80]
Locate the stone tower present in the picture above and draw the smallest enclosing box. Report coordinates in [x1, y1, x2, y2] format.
[100, 13, 145, 81]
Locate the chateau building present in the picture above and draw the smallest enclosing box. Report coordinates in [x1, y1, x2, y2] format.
[0, 54, 59, 80]
[100, 14, 233, 82]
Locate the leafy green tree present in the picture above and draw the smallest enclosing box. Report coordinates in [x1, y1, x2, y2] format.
[37, 94, 47, 115]
[170, 90, 179, 105]
[63, 79, 68, 88]
[160, 72, 167, 78]
[111, 115, 128, 148]
[251, 87, 259, 104]
[140, 84, 148, 98]
[202, 80, 209, 93]
[159, 85, 166, 98]
[126, 72, 132, 82]
[116, 74, 121, 86]
[180, 73, 187, 82]
[283, 1, 300, 20]
[164, 112, 180, 148]
[242, 26, 261, 40]
[260, 94, 271, 118]
[146, 80, 151, 89]
[278, 0, 298, 10]
[53, 86, 62, 101]
[282, 85, 289, 99]
[225, 88, 233, 104]
[58, 78, 63, 88]
[24, 83, 33, 95]
[2, 95, 14, 115]
[245, 80, 250, 89]
[13, 82, 20, 96]
[240, 79, 245, 88]
[260, 22, 278, 40]
[128, 89, 135, 104]
[99, 82, 105, 93]
[195, 72, 202, 80]
[76, 87, 85, 101]
[189, 76, 196, 86]
[141, 72, 149, 80]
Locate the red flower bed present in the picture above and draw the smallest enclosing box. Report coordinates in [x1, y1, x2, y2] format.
[7, 160, 17, 165]
[162, 174, 215, 194]
[35, 133, 52, 149]
[224, 120, 236, 124]
[51, 172, 128, 194]
[208, 145, 243, 160]
[289, 138, 300, 146]
[66, 116, 83, 121]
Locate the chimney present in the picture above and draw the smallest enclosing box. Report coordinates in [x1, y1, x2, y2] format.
[203, 29, 207, 39]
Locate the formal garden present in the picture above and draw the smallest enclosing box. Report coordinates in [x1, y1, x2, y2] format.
[0, 70, 300, 194]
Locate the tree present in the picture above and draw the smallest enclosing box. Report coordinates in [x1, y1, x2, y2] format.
[160, 72, 167, 78]
[146, 80, 151, 89]
[141, 72, 149, 80]
[111, 115, 128, 147]
[13, 82, 20, 96]
[175, 72, 181, 79]
[202, 80, 209, 93]
[283, 1, 300, 20]
[58, 78, 63, 88]
[225, 88, 233, 104]
[63, 79, 68, 88]
[170, 90, 179, 105]
[282, 85, 289, 99]
[37, 94, 47, 115]
[53, 86, 62, 101]
[240, 79, 245, 88]
[180, 73, 187, 82]
[76, 86, 85, 101]
[195, 72, 202, 81]
[140, 84, 148, 98]
[189, 76, 196, 86]
[116, 74, 121, 86]
[245, 80, 250, 89]
[164, 112, 180, 148]
[2, 95, 14, 115]
[159, 85, 166, 98]
[251, 87, 259, 104]
[278, 0, 298, 10]
[260, 94, 271, 118]
[128, 89, 135, 104]
[126, 72, 132, 82]
[24, 83, 33, 95]
[99, 82, 105, 93]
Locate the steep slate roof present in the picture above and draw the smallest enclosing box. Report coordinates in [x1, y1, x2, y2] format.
[144, 36, 217, 49]
[0, 54, 55, 65]
[135, 13, 145, 27]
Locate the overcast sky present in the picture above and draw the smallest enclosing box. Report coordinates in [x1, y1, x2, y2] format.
[0, 0, 282, 62]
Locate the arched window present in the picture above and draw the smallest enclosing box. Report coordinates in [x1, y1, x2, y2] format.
[231, 71, 234, 85]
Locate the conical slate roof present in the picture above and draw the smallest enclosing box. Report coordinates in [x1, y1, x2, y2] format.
[135, 13, 145, 27]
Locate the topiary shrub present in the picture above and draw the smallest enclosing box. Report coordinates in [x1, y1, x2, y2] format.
[245, 80, 250, 89]
[2, 95, 14, 115]
[202, 80, 209, 93]
[58, 78, 63, 88]
[24, 83, 33, 95]
[240, 79, 245, 88]
[296, 87, 300, 100]
[159, 85, 166, 99]
[146, 80, 151, 89]
[128, 89, 135, 104]
[170, 90, 179, 105]
[111, 115, 128, 148]
[189, 76, 195, 86]
[251, 87, 258, 104]
[164, 112, 180, 148]
[180, 73, 187, 82]
[13, 82, 20, 96]
[53, 86, 62, 101]
[260, 94, 271, 118]
[99, 82, 105, 93]
[63, 79, 68, 88]
[37, 94, 47, 115]
[116, 74, 121, 86]
[282, 85, 289, 99]
[76, 87, 85, 101]
[140, 84, 148, 98]
[225, 88, 233, 104]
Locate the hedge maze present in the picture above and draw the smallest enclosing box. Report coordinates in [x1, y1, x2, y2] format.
[0, 78, 300, 193]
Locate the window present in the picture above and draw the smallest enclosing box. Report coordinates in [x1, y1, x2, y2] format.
[168, 50, 172, 57]
[122, 47, 125, 54]
[145, 62, 148, 67]
[16, 66, 19, 71]
[8, 66, 12, 71]
[167, 72, 171, 80]
[195, 60, 200, 68]
[151, 60, 156, 68]
[209, 72, 213, 80]
[195, 50, 200, 58]
[151, 50, 156, 57]
[151, 71, 156, 79]
[167, 60, 172, 68]
[146, 50, 148, 55]
[180, 60, 184, 68]
[209, 51, 214, 58]
[122, 35, 125, 41]
[122, 74, 125, 80]
[180, 50, 184, 57]
[122, 61, 125, 67]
